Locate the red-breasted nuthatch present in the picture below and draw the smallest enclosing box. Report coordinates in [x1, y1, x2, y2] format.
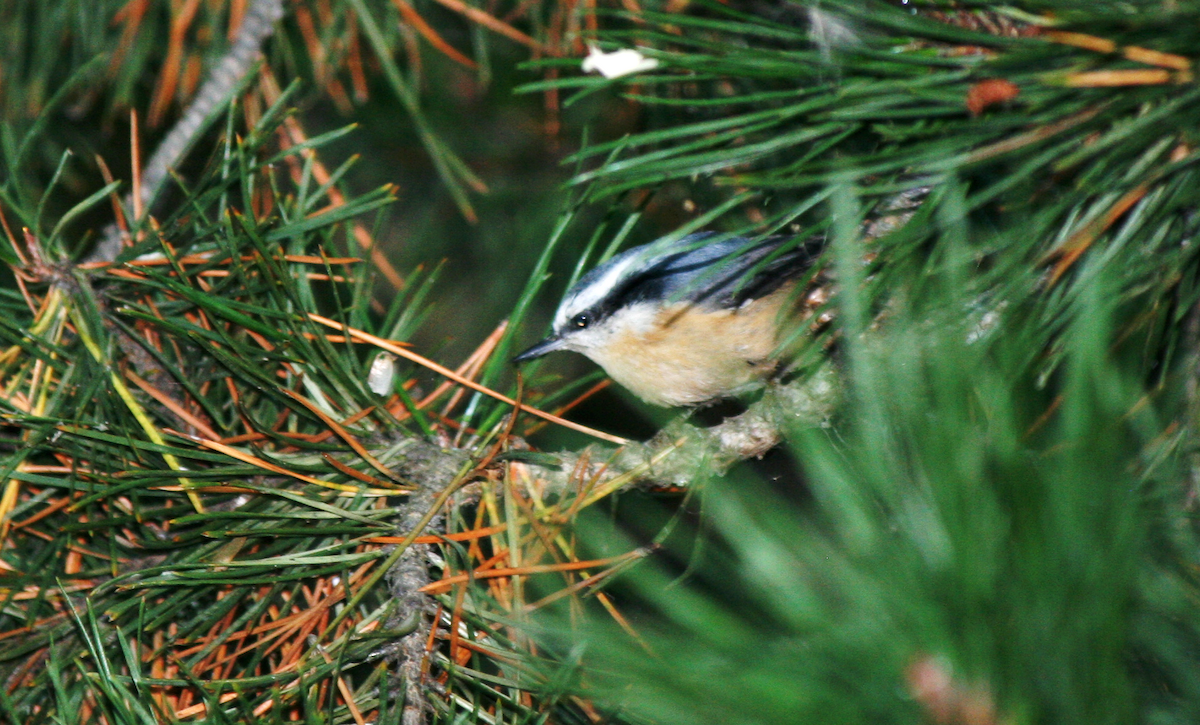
[514, 232, 825, 407]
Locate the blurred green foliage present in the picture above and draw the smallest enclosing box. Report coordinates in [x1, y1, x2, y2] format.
[2, 0, 1200, 723]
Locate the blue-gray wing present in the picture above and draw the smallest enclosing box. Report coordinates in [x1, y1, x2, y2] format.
[620, 233, 825, 309]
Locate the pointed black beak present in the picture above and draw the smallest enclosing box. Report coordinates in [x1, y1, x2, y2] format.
[513, 335, 565, 363]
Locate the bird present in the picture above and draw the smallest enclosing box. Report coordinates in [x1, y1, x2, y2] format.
[514, 232, 827, 407]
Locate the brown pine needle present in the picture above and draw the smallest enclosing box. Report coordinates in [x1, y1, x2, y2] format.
[228, 0, 247, 41]
[0, 614, 70, 644]
[179, 431, 396, 495]
[429, 0, 552, 54]
[148, 0, 203, 127]
[0, 206, 19, 261]
[261, 69, 409, 292]
[124, 369, 221, 440]
[130, 109, 143, 222]
[596, 588, 653, 653]
[109, 0, 151, 76]
[94, 155, 130, 236]
[1046, 182, 1150, 284]
[390, 0, 478, 69]
[522, 378, 612, 438]
[964, 105, 1105, 165]
[322, 453, 394, 488]
[308, 313, 629, 444]
[316, 646, 369, 725]
[390, 320, 506, 421]
[448, 322, 509, 445]
[281, 388, 411, 486]
[344, 17, 370, 103]
[524, 563, 626, 612]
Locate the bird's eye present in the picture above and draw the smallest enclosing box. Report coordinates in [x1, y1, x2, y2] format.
[572, 313, 591, 329]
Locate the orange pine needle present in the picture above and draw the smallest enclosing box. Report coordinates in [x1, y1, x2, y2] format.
[93, 154, 130, 235]
[281, 388, 410, 486]
[1063, 69, 1177, 86]
[1123, 45, 1191, 71]
[0, 614, 69, 644]
[174, 692, 239, 719]
[1042, 30, 1191, 71]
[109, 0, 151, 77]
[388, 321, 505, 421]
[180, 52, 204, 100]
[448, 577, 469, 662]
[420, 550, 646, 594]
[293, 4, 330, 86]
[595, 589, 652, 653]
[365, 522, 508, 545]
[148, 0, 203, 127]
[227, 0, 247, 42]
[502, 0, 543, 23]
[308, 313, 628, 445]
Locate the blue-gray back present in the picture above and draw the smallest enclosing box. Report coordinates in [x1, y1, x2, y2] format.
[572, 232, 822, 314]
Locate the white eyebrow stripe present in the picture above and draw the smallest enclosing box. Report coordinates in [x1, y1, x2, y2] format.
[552, 252, 643, 329]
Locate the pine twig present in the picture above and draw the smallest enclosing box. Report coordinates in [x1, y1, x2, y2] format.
[86, 0, 287, 264]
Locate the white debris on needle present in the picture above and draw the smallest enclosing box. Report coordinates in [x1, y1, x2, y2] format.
[367, 352, 396, 396]
[581, 45, 660, 79]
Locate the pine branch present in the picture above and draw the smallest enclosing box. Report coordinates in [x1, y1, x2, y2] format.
[532, 366, 840, 494]
[383, 441, 471, 725]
